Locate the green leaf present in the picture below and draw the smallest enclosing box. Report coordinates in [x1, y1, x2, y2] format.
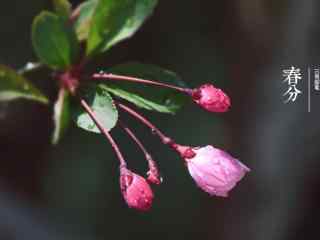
[104, 0, 158, 51]
[53, 0, 72, 18]
[86, 0, 158, 56]
[32, 11, 80, 69]
[52, 88, 70, 144]
[74, 0, 98, 41]
[0, 65, 48, 104]
[100, 62, 189, 114]
[73, 85, 118, 133]
[86, 0, 136, 56]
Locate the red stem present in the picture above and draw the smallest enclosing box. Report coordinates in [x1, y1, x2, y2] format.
[80, 99, 127, 168]
[92, 72, 193, 95]
[117, 103, 173, 145]
[119, 121, 150, 158]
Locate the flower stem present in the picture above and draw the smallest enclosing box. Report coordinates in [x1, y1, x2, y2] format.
[117, 103, 173, 145]
[92, 72, 193, 95]
[119, 120, 162, 184]
[80, 99, 127, 168]
[119, 121, 151, 159]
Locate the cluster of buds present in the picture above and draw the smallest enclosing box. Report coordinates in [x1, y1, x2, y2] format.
[80, 72, 249, 211]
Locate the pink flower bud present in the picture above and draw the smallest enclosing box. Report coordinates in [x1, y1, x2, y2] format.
[179, 145, 249, 197]
[146, 158, 162, 185]
[120, 168, 154, 211]
[192, 84, 231, 112]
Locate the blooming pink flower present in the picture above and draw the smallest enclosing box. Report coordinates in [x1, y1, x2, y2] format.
[192, 84, 231, 112]
[120, 168, 154, 211]
[176, 145, 249, 197]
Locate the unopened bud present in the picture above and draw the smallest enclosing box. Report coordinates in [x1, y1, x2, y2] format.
[192, 84, 231, 112]
[146, 156, 162, 185]
[120, 167, 154, 211]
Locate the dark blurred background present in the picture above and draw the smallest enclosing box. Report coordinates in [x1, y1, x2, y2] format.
[1, 0, 320, 239]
